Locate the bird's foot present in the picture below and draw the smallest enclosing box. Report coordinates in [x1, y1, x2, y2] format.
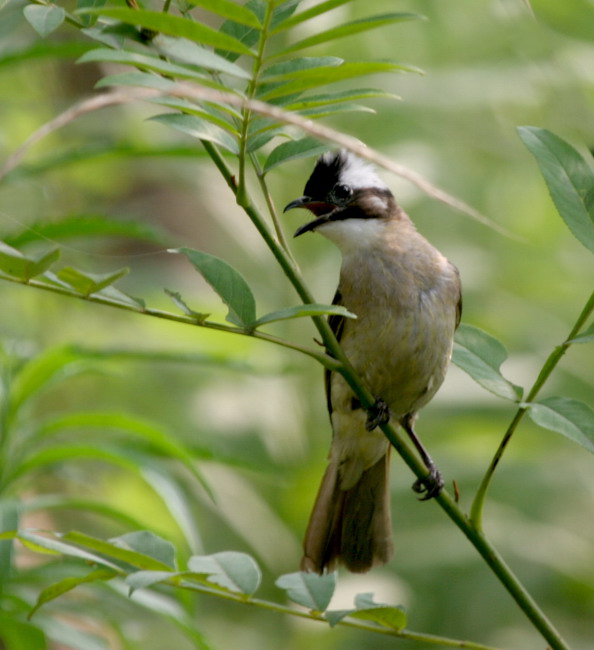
[412, 463, 444, 501]
[365, 398, 391, 431]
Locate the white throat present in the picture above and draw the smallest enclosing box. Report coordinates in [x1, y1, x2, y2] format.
[317, 218, 387, 255]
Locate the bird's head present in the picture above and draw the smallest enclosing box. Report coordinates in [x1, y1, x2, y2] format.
[284, 150, 397, 248]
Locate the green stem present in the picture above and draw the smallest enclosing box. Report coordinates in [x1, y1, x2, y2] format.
[250, 152, 296, 263]
[236, 1, 274, 206]
[0, 274, 340, 371]
[201, 141, 571, 650]
[470, 288, 594, 529]
[174, 580, 502, 650]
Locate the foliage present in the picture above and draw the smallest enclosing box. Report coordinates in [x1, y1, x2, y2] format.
[0, 1, 593, 650]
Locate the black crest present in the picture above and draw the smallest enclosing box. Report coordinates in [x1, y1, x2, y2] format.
[303, 151, 349, 200]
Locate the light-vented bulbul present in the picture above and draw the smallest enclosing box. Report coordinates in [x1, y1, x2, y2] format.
[285, 151, 462, 574]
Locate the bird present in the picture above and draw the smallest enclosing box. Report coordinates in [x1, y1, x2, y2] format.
[284, 150, 462, 574]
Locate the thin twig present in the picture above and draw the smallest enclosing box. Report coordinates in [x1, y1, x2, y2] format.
[0, 86, 511, 236]
[470, 288, 594, 528]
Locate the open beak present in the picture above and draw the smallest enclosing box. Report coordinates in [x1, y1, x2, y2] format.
[283, 196, 336, 238]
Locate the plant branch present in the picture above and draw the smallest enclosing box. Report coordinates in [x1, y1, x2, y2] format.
[200, 144, 571, 650]
[0, 273, 340, 371]
[173, 580, 503, 650]
[237, 0, 273, 206]
[0, 81, 572, 650]
[250, 151, 296, 261]
[0, 86, 507, 235]
[470, 288, 594, 529]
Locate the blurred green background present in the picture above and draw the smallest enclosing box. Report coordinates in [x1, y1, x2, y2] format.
[0, 0, 593, 648]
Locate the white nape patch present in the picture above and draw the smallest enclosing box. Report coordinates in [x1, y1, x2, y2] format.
[329, 150, 387, 191]
[365, 193, 389, 212]
[318, 217, 386, 253]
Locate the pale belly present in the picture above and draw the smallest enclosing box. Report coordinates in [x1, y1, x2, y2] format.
[327, 283, 457, 489]
[334, 291, 455, 417]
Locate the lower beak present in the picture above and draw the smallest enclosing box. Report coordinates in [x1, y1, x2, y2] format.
[283, 196, 336, 237]
[293, 214, 331, 237]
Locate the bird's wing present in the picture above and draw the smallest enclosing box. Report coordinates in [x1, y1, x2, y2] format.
[453, 264, 463, 328]
[325, 289, 345, 416]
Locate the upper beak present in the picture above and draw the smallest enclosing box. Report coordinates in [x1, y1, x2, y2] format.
[283, 196, 310, 213]
[283, 196, 336, 237]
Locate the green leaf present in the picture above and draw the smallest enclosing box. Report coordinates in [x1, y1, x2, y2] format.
[349, 593, 407, 630]
[125, 569, 177, 593]
[171, 248, 256, 327]
[275, 571, 336, 611]
[9, 346, 95, 414]
[0, 41, 93, 69]
[24, 494, 153, 532]
[518, 126, 594, 255]
[156, 36, 251, 79]
[299, 102, 375, 119]
[40, 618, 107, 650]
[568, 322, 594, 343]
[263, 138, 327, 173]
[141, 466, 207, 551]
[11, 444, 141, 484]
[96, 71, 176, 92]
[78, 48, 214, 83]
[111, 531, 177, 569]
[529, 0, 594, 43]
[17, 531, 121, 569]
[29, 568, 117, 618]
[181, 0, 262, 28]
[77, 0, 107, 27]
[63, 531, 175, 571]
[216, 0, 264, 62]
[246, 126, 294, 154]
[258, 61, 421, 101]
[452, 324, 523, 401]
[260, 56, 343, 79]
[77, 8, 255, 56]
[23, 5, 65, 37]
[325, 607, 353, 627]
[147, 98, 239, 134]
[36, 411, 211, 495]
[325, 593, 407, 629]
[0, 499, 19, 587]
[252, 303, 356, 328]
[0, 242, 60, 280]
[96, 285, 145, 309]
[150, 114, 239, 155]
[188, 551, 261, 595]
[0, 613, 47, 650]
[280, 13, 423, 53]
[284, 88, 401, 110]
[272, 0, 353, 33]
[57, 266, 129, 297]
[4, 215, 168, 249]
[82, 22, 144, 49]
[528, 396, 594, 454]
[271, 0, 301, 28]
[165, 289, 210, 323]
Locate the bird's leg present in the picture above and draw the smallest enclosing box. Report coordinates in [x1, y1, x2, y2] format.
[365, 397, 391, 431]
[400, 414, 444, 500]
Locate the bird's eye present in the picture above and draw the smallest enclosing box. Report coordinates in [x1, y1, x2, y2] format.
[332, 183, 352, 201]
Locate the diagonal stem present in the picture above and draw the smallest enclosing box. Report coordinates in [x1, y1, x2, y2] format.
[470, 288, 594, 530]
[201, 140, 572, 650]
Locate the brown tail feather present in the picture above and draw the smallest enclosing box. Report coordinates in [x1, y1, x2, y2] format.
[301, 450, 393, 574]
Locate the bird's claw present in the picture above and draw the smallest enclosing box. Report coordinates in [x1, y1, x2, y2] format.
[412, 464, 444, 501]
[365, 398, 391, 431]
